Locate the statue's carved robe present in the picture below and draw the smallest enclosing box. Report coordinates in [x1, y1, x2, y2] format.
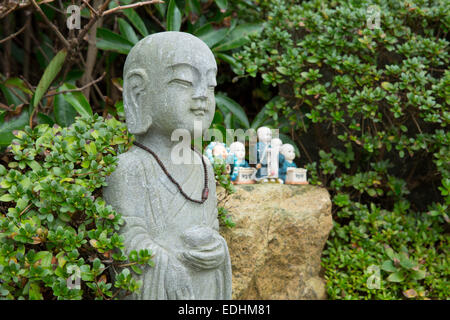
[255, 142, 269, 179]
[103, 147, 232, 299]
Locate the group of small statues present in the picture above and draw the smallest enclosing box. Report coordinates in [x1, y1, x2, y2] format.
[204, 126, 308, 185]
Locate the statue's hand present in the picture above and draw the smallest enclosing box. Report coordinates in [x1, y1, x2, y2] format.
[165, 256, 195, 299]
[182, 237, 226, 270]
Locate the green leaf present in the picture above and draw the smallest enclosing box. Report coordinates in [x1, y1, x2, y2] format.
[118, 18, 140, 44]
[34, 251, 52, 268]
[1, 78, 31, 107]
[4, 77, 33, 95]
[411, 269, 426, 280]
[167, 0, 182, 31]
[96, 28, 133, 54]
[381, 260, 397, 273]
[212, 109, 224, 125]
[60, 83, 93, 118]
[187, 0, 201, 14]
[154, 2, 167, 17]
[0, 194, 14, 202]
[385, 246, 396, 260]
[28, 160, 42, 171]
[29, 282, 43, 300]
[194, 24, 229, 48]
[216, 53, 243, 75]
[276, 66, 289, 75]
[251, 98, 279, 129]
[32, 49, 67, 108]
[306, 56, 319, 64]
[0, 164, 6, 176]
[37, 112, 54, 126]
[214, 0, 228, 11]
[387, 271, 405, 282]
[224, 112, 232, 129]
[54, 87, 77, 127]
[0, 110, 29, 147]
[131, 265, 142, 275]
[215, 93, 250, 128]
[381, 82, 394, 91]
[399, 253, 416, 270]
[0, 83, 24, 107]
[115, 100, 124, 117]
[214, 23, 263, 52]
[123, 8, 149, 37]
[84, 141, 97, 155]
[0, 288, 9, 296]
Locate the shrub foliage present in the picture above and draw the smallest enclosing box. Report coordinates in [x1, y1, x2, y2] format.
[0, 115, 154, 299]
[238, 0, 449, 299]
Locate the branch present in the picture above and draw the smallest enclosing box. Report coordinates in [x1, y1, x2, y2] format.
[82, 0, 99, 17]
[76, 0, 113, 43]
[43, 72, 106, 98]
[102, 0, 164, 16]
[144, 5, 166, 30]
[7, 87, 28, 105]
[0, 102, 13, 111]
[29, 0, 70, 49]
[19, 203, 33, 217]
[0, 23, 27, 44]
[0, 3, 18, 20]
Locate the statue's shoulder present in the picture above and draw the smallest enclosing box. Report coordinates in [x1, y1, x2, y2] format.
[116, 147, 142, 167]
[113, 147, 150, 178]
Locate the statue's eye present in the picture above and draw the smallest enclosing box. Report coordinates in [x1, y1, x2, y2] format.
[170, 79, 193, 87]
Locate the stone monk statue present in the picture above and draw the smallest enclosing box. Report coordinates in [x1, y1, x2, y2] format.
[103, 32, 232, 299]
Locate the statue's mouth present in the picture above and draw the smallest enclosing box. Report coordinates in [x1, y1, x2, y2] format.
[191, 108, 206, 116]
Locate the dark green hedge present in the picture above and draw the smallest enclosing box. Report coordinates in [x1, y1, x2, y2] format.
[238, 0, 449, 299]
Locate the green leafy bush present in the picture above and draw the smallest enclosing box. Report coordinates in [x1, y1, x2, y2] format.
[237, 0, 449, 299]
[211, 159, 236, 229]
[0, 115, 153, 300]
[0, 0, 263, 147]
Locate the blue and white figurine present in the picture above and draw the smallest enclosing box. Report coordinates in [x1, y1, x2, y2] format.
[279, 143, 298, 183]
[255, 127, 272, 182]
[268, 138, 283, 183]
[229, 141, 250, 183]
[205, 142, 232, 173]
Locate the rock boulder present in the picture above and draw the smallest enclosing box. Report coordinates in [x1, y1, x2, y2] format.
[219, 184, 332, 300]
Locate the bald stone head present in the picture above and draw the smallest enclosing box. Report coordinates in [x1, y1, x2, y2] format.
[123, 32, 217, 136]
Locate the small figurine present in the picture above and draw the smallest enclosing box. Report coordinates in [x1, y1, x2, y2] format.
[254, 127, 272, 183]
[205, 142, 232, 173]
[267, 138, 283, 183]
[279, 143, 298, 183]
[229, 141, 254, 184]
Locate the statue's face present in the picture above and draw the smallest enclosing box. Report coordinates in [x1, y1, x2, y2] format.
[146, 38, 217, 136]
[271, 138, 282, 147]
[212, 144, 227, 160]
[123, 33, 217, 137]
[282, 145, 296, 161]
[258, 128, 272, 143]
[231, 143, 245, 160]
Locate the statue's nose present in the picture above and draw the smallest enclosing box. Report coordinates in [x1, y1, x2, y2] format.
[192, 83, 208, 100]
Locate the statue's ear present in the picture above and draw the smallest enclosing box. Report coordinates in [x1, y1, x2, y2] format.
[123, 69, 152, 135]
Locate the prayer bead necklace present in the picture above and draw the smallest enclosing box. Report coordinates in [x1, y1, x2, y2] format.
[133, 141, 209, 204]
